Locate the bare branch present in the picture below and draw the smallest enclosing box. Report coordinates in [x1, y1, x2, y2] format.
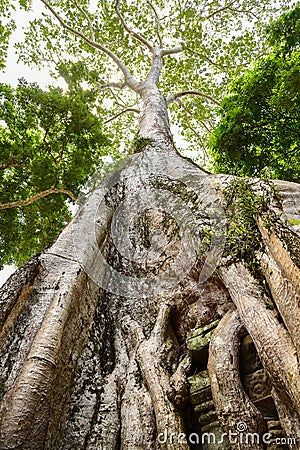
[114, 0, 154, 53]
[161, 46, 182, 56]
[0, 162, 28, 170]
[167, 90, 220, 106]
[0, 188, 77, 210]
[185, 45, 232, 71]
[97, 82, 126, 90]
[199, 0, 213, 17]
[146, 1, 163, 48]
[107, 87, 134, 112]
[40, 0, 140, 92]
[183, 122, 209, 160]
[203, 0, 238, 20]
[229, 7, 260, 20]
[104, 107, 140, 124]
[200, 120, 213, 133]
[115, 99, 129, 108]
[70, 0, 95, 41]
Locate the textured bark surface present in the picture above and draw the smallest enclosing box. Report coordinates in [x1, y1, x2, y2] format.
[208, 310, 266, 450]
[219, 263, 300, 443]
[1, 94, 300, 449]
[219, 264, 300, 400]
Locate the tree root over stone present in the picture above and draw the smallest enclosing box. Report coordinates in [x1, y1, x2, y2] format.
[208, 309, 266, 450]
[136, 303, 190, 450]
[219, 263, 300, 443]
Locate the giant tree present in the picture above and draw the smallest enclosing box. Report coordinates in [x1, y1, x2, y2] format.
[1, 1, 300, 449]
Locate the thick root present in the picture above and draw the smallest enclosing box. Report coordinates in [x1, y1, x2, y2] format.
[136, 304, 190, 450]
[208, 309, 266, 450]
[219, 263, 300, 440]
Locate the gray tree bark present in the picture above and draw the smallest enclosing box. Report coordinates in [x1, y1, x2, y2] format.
[1, 89, 300, 450]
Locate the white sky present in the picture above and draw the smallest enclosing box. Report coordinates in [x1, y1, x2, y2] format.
[0, 265, 16, 287]
[1, 0, 55, 88]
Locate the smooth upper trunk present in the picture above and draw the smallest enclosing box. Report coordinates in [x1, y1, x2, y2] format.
[138, 84, 174, 147]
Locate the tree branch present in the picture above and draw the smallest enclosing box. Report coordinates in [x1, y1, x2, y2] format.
[200, 119, 212, 133]
[161, 46, 182, 56]
[114, 0, 154, 53]
[0, 162, 28, 170]
[70, 0, 95, 41]
[146, 1, 163, 48]
[97, 81, 126, 90]
[184, 124, 208, 159]
[167, 90, 220, 106]
[203, 0, 238, 20]
[40, 0, 140, 92]
[104, 107, 140, 124]
[145, 50, 163, 85]
[229, 7, 260, 20]
[0, 156, 28, 170]
[145, 46, 183, 85]
[185, 45, 232, 71]
[0, 188, 77, 210]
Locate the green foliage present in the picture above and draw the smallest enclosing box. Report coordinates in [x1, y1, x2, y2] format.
[130, 136, 153, 154]
[224, 177, 300, 275]
[210, 4, 300, 181]
[0, 0, 32, 69]
[267, 3, 300, 54]
[222, 178, 276, 286]
[0, 79, 110, 268]
[223, 179, 267, 262]
[0, 0, 15, 70]
[290, 218, 300, 226]
[14, 0, 292, 164]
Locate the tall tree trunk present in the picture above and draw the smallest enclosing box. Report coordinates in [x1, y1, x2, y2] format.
[1, 92, 300, 449]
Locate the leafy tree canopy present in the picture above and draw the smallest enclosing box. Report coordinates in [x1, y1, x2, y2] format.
[0, 79, 110, 268]
[14, 0, 292, 161]
[209, 4, 300, 182]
